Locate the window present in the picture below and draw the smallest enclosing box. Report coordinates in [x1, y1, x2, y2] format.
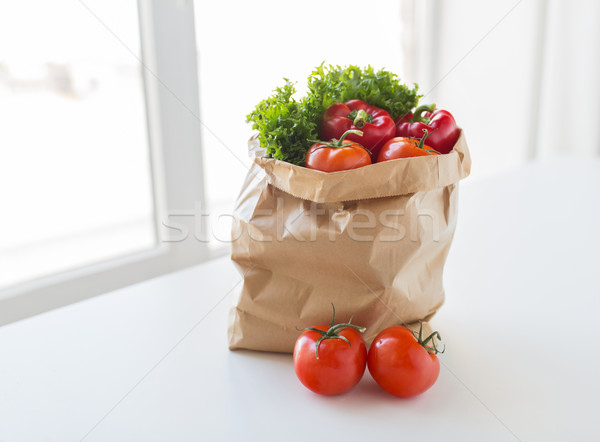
[0, 1, 213, 325]
[0, 0, 155, 290]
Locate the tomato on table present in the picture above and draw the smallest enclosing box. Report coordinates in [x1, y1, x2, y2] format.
[293, 306, 367, 395]
[367, 323, 443, 398]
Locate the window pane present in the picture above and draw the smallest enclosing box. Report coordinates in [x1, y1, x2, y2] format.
[194, 0, 407, 245]
[0, 1, 155, 289]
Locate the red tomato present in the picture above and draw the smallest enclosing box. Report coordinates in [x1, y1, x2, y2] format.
[305, 129, 371, 172]
[376, 128, 440, 162]
[305, 141, 371, 172]
[377, 137, 439, 161]
[293, 309, 367, 395]
[367, 325, 442, 398]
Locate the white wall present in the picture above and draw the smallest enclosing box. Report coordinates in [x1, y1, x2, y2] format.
[537, 0, 600, 158]
[411, 0, 600, 182]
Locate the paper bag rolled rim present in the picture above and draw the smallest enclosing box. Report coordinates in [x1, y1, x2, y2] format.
[250, 130, 471, 203]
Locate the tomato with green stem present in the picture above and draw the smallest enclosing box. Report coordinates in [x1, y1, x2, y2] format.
[293, 305, 367, 395]
[376, 128, 440, 162]
[305, 129, 371, 172]
[367, 322, 444, 398]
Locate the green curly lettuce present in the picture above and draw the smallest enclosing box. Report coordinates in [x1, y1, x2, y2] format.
[306, 64, 420, 120]
[246, 64, 420, 165]
[246, 81, 318, 166]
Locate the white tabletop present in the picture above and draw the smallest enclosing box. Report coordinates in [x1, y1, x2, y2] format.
[1, 157, 600, 442]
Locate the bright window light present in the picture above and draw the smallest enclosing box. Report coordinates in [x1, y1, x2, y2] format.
[0, 0, 155, 289]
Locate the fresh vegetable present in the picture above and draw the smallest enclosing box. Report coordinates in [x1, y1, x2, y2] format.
[377, 129, 440, 162]
[246, 81, 318, 166]
[320, 100, 396, 157]
[367, 323, 443, 398]
[306, 130, 371, 172]
[247, 64, 420, 165]
[395, 104, 460, 154]
[307, 64, 420, 121]
[293, 306, 367, 395]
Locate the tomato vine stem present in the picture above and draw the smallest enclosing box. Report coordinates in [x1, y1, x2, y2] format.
[308, 129, 364, 149]
[297, 303, 366, 359]
[414, 321, 445, 355]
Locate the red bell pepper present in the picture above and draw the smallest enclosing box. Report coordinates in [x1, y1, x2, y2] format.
[320, 99, 396, 158]
[395, 104, 460, 154]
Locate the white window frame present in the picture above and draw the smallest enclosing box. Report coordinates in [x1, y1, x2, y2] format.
[0, 0, 224, 326]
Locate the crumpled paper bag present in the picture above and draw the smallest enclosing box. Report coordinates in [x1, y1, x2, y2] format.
[228, 131, 471, 353]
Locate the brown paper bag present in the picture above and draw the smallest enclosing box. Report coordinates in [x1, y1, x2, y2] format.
[228, 131, 471, 353]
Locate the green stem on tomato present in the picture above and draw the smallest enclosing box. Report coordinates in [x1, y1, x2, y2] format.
[336, 129, 363, 146]
[297, 303, 366, 359]
[308, 130, 364, 149]
[411, 321, 445, 355]
[416, 128, 439, 150]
